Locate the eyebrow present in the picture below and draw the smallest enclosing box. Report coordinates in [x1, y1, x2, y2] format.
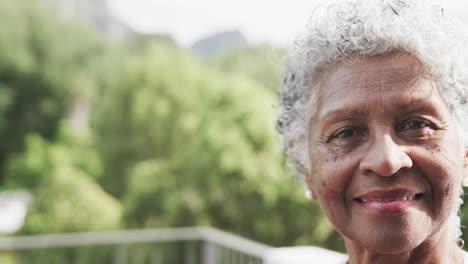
[319, 98, 435, 124]
[397, 99, 432, 112]
[319, 108, 367, 125]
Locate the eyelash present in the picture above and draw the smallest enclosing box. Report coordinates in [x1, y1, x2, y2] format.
[398, 118, 435, 131]
[327, 126, 364, 142]
[326, 118, 436, 142]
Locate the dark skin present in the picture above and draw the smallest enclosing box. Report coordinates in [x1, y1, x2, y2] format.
[304, 53, 468, 264]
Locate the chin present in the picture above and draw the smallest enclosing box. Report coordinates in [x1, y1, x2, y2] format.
[343, 214, 436, 254]
[362, 231, 423, 254]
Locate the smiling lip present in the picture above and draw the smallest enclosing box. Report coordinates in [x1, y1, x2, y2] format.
[354, 188, 423, 215]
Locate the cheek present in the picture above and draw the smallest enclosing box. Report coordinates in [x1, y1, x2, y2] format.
[415, 142, 464, 217]
[428, 141, 464, 184]
[311, 146, 358, 200]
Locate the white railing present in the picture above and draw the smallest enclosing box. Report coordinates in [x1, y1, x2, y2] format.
[0, 227, 273, 264]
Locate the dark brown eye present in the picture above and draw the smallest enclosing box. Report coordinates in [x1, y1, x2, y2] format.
[336, 128, 357, 138]
[399, 119, 433, 131]
[329, 127, 363, 141]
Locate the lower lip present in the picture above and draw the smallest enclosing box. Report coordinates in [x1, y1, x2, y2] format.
[355, 199, 419, 215]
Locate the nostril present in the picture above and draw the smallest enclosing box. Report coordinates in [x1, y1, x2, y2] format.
[359, 136, 413, 177]
[360, 146, 413, 177]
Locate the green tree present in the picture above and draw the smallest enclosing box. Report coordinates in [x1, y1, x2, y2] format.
[4, 122, 121, 234]
[0, 0, 108, 181]
[208, 43, 285, 91]
[93, 43, 339, 248]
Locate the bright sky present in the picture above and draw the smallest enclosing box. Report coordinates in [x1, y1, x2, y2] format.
[107, 0, 468, 48]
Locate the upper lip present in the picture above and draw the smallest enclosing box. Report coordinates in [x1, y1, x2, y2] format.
[355, 188, 422, 202]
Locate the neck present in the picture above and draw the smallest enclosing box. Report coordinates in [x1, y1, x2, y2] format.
[345, 225, 464, 264]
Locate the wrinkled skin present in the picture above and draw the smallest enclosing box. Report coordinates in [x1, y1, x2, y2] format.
[305, 53, 468, 264]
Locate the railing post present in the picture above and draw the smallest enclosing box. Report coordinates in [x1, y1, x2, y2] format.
[114, 244, 126, 264]
[150, 247, 163, 264]
[202, 241, 217, 264]
[184, 241, 196, 264]
[56, 251, 66, 264]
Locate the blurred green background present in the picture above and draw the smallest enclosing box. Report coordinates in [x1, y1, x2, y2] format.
[3, 0, 468, 262]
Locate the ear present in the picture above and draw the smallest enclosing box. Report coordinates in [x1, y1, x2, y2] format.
[462, 151, 468, 187]
[303, 167, 318, 200]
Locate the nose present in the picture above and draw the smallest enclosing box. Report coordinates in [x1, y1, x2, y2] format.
[359, 134, 413, 177]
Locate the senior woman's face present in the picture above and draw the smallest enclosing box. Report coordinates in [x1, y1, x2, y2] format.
[307, 53, 467, 253]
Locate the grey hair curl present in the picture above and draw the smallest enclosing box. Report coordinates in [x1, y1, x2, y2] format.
[276, 0, 468, 242]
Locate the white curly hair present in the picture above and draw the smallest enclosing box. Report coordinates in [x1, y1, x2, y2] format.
[276, 0, 468, 243]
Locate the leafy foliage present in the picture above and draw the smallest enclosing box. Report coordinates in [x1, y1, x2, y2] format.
[4, 123, 121, 234]
[208, 44, 285, 91]
[0, 0, 108, 182]
[91, 43, 338, 247]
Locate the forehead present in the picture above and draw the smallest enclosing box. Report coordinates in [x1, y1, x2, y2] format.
[315, 54, 440, 118]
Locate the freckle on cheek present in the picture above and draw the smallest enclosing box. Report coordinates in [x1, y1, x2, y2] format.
[326, 153, 338, 163]
[425, 144, 441, 153]
[326, 147, 339, 162]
